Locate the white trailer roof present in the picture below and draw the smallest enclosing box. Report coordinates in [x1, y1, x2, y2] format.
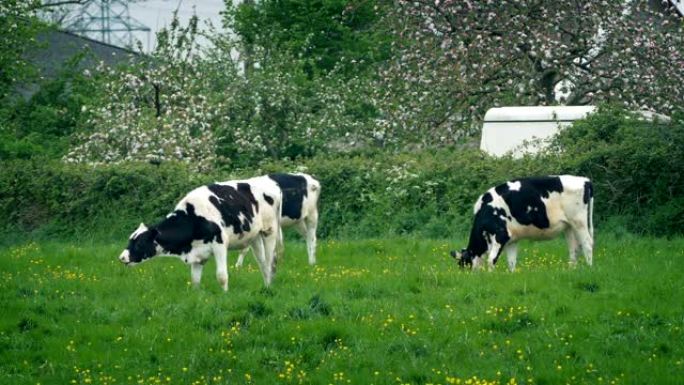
[483, 106, 596, 122]
[480, 106, 597, 158]
[480, 106, 669, 158]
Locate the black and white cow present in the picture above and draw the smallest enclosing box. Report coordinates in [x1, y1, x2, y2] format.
[451, 175, 594, 271]
[119, 178, 282, 291]
[235, 172, 321, 267]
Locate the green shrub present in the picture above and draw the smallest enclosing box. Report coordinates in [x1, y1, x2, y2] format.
[550, 106, 684, 235]
[0, 51, 97, 161]
[257, 149, 566, 238]
[0, 160, 214, 241]
[1, 107, 682, 241]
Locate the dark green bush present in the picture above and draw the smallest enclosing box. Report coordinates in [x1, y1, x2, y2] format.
[0, 52, 96, 161]
[0, 160, 213, 241]
[1, 107, 682, 242]
[256, 149, 567, 239]
[0, 150, 551, 241]
[550, 106, 684, 235]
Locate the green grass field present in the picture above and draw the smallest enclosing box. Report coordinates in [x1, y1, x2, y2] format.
[1, 235, 683, 385]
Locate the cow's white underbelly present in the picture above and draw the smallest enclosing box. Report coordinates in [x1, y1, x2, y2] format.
[508, 220, 568, 241]
[226, 234, 256, 250]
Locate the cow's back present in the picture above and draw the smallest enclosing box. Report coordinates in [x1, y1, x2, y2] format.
[488, 175, 590, 241]
[176, 180, 280, 249]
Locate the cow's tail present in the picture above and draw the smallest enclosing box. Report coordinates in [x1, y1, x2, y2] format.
[308, 175, 321, 204]
[585, 180, 594, 239]
[276, 188, 284, 258]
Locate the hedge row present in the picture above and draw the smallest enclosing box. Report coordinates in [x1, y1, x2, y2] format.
[1, 108, 682, 242]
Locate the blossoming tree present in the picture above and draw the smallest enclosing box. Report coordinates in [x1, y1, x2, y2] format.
[383, 0, 684, 142]
[65, 15, 218, 170]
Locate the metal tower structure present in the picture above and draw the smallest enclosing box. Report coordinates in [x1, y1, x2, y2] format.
[42, 0, 151, 49]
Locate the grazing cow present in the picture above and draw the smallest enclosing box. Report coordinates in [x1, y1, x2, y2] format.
[118, 179, 282, 291]
[451, 175, 593, 271]
[235, 172, 321, 267]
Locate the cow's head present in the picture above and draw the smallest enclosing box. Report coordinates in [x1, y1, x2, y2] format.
[450, 248, 482, 269]
[119, 223, 159, 266]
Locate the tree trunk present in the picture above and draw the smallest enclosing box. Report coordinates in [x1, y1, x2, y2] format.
[539, 69, 557, 105]
[242, 0, 255, 78]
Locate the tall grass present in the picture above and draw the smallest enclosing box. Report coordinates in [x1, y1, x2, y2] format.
[1, 235, 683, 385]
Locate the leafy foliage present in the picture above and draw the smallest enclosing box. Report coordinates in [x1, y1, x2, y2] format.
[0, 0, 43, 100]
[1, 2, 683, 240]
[550, 107, 684, 234]
[226, 0, 390, 78]
[0, 52, 96, 160]
[64, 9, 385, 168]
[58, 1, 684, 164]
[4, 109, 684, 239]
[0, 160, 212, 240]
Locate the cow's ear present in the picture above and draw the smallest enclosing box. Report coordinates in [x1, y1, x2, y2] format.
[450, 250, 460, 259]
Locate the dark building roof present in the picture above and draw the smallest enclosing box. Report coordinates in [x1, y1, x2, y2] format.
[19, 29, 139, 98]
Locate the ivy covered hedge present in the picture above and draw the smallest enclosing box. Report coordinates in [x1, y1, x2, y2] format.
[0, 161, 209, 241]
[550, 108, 684, 235]
[1, 109, 683, 242]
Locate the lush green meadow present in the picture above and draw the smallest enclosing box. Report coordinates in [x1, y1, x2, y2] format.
[1, 235, 683, 385]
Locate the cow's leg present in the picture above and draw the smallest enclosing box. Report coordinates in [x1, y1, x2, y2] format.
[275, 226, 284, 262]
[565, 228, 579, 267]
[503, 242, 518, 272]
[190, 262, 204, 287]
[487, 242, 504, 271]
[235, 247, 250, 268]
[576, 227, 593, 267]
[305, 212, 318, 265]
[250, 237, 272, 286]
[262, 230, 278, 285]
[213, 243, 229, 292]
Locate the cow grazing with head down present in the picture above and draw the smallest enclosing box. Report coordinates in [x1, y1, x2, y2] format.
[119, 178, 282, 291]
[235, 172, 321, 267]
[451, 175, 593, 271]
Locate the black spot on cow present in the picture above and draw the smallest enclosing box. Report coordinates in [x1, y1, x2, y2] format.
[207, 184, 257, 235]
[237, 183, 258, 213]
[268, 173, 308, 220]
[263, 194, 274, 205]
[481, 192, 493, 205]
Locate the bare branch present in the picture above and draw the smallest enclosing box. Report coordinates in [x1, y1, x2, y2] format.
[32, 1, 87, 10]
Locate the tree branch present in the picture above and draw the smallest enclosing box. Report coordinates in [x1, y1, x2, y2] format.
[32, 1, 87, 10]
